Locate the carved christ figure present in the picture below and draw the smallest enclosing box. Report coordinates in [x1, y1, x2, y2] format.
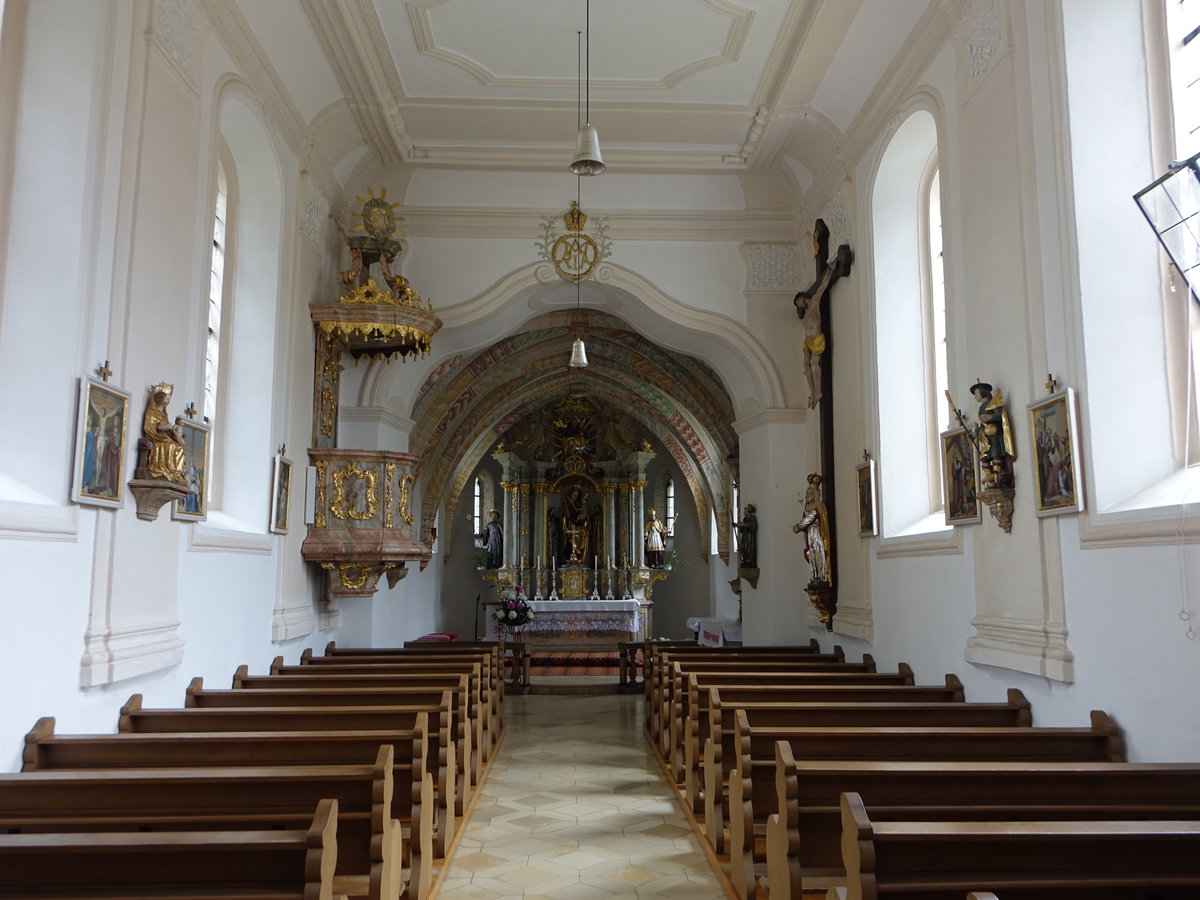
[793, 262, 837, 409]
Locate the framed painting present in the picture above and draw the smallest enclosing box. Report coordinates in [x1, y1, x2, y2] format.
[941, 428, 981, 525]
[171, 419, 211, 521]
[71, 377, 132, 509]
[270, 452, 292, 534]
[1027, 386, 1085, 516]
[855, 457, 877, 536]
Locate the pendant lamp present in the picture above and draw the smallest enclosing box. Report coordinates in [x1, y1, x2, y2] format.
[568, 276, 589, 368]
[569, 0, 605, 176]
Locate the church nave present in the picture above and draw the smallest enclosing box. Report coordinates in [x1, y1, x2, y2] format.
[433, 691, 729, 900]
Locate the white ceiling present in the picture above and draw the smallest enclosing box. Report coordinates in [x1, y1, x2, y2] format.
[227, 0, 940, 181]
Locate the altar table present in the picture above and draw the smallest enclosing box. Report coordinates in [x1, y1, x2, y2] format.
[486, 599, 648, 652]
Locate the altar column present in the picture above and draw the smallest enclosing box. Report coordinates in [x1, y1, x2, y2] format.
[518, 483, 531, 568]
[501, 481, 517, 567]
[602, 483, 616, 567]
[618, 483, 630, 566]
[633, 480, 647, 567]
[534, 484, 548, 568]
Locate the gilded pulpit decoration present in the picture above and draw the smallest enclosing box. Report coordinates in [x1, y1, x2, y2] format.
[301, 448, 431, 599]
[128, 382, 196, 521]
[312, 188, 442, 363]
[536, 201, 612, 282]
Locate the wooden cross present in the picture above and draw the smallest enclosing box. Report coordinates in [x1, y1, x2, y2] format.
[184, 402, 198, 419]
[792, 218, 853, 627]
[1045, 373, 1058, 394]
[97, 361, 112, 382]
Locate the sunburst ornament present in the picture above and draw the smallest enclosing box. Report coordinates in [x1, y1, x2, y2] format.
[351, 186, 404, 242]
[536, 200, 612, 283]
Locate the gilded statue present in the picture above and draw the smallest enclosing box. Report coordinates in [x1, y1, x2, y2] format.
[142, 383, 188, 485]
[793, 475, 832, 586]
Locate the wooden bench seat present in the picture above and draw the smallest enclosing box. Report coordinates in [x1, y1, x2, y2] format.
[836, 790, 1200, 900]
[192, 675, 477, 806]
[0, 796, 338, 900]
[724, 708, 1126, 900]
[680, 675, 965, 813]
[117, 693, 458, 858]
[276, 655, 498, 763]
[766, 755, 1200, 899]
[693, 688, 1032, 842]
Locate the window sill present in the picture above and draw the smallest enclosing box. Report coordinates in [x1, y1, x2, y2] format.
[876, 513, 961, 558]
[1079, 466, 1200, 547]
[189, 511, 272, 553]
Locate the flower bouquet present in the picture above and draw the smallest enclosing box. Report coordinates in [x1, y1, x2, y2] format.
[493, 586, 534, 637]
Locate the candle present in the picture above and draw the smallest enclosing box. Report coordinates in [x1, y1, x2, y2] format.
[595, 556, 598, 571]
[537, 556, 541, 569]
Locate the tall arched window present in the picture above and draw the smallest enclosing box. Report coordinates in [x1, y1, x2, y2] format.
[664, 475, 675, 535]
[872, 109, 949, 537]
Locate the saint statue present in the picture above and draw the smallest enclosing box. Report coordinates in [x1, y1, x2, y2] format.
[558, 487, 591, 563]
[142, 384, 188, 485]
[970, 381, 1016, 487]
[735, 503, 758, 569]
[793, 475, 832, 586]
[644, 507, 667, 567]
[479, 508, 504, 569]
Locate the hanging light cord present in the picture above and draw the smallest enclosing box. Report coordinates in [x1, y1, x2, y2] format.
[585, 0, 591, 125]
[576, 31, 582, 132]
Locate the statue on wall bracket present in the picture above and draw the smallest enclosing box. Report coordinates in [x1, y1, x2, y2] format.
[948, 380, 1017, 533]
[735, 503, 759, 590]
[793, 474, 835, 630]
[128, 383, 196, 521]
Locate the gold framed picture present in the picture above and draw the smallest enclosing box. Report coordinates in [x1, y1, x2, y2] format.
[941, 428, 981, 525]
[271, 453, 292, 534]
[71, 377, 131, 509]
[171, 419, 211, 522]
[1027, 386, 1085, 516]
[855, 458, 877, 536]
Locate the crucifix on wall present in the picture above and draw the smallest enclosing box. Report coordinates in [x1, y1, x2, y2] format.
[792, 218, 852, 627]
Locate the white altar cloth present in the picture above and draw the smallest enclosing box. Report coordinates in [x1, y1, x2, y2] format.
[523, 599, 641, 635]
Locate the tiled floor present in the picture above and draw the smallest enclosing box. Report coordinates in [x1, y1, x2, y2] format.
[431, 687, 732, 900]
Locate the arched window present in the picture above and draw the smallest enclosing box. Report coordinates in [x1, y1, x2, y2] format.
[203, 158, 228, 424]
[871, 109, 949, 538]
[664, 475, 675, 535]
[473, 475, 483, 536]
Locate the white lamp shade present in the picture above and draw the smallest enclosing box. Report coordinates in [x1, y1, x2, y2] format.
[569, 124, 606, 176]
[568, 336, 589, 367]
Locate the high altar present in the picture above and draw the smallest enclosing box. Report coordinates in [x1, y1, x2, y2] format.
[479, 395, 667, 650]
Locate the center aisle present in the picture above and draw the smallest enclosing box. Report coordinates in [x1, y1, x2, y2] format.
[432, 691, 731, 900]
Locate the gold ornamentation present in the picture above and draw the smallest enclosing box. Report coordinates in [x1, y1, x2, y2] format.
[564, 454, 586, 475]
[398, 473, 415, 526]
[384, 462, 395, 529]
[518, 483, 531, 497]
[314, 461, 328, 528]
[351, 187, 404, 241]
[536, 201, 612, 283]
[501, 481, 517, 494]
[319, 388, 337, 439]
[600, 482, 618, 494]
[331, 461, 380, 520]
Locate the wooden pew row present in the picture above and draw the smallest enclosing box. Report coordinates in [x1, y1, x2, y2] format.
[117, 693, 458, 859]
[662, 655, 884, 779]
[696, 688, 1033, 849]
[271, 657, 485, 796]
[195, 675, 476, 811]
[0, 748, 405, 900]
[723, 708, 1127, 900]
[618, 639, 697, 689]
[659, 653, 865, 760]
[766, 754, 1200, 899]
[294, 648, 499, 764]
[681, 675, 966, 813]
[0, 796, 339, 900]
[648, 644, 831, 741]
[22, 715, 434, 897]
[835, 790, 1200, 900]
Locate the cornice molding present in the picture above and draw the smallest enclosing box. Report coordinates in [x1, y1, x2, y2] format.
[400, 205, 800, 243]
[203, 0, 341, 201]
[732, 407, 807, 433]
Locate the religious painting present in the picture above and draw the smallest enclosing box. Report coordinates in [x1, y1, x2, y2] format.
[71, 377, 131, 509]
[1027, 386, 1085, 516]
[941, 428, 981, 525]
[171, 419, 211, 522]
[270, 452, 292, 534]
[855, 458, 877, 537]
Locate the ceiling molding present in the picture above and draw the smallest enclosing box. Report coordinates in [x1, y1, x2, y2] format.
[405, 0, 754, 91]
[399, 205, 801, 243]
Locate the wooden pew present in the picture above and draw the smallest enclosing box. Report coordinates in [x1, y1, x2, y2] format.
[0, 796, 339, 900]
[621, 639, 697, 692]
[22, 715, 434, 897]
[659, 652, 864, 760]
[278, 654, 498, 768]
[648, 643, 830, 740]
[117, 693, 458, 859]
[0, 748, 403, 900]
[694, 687, 1031, 845]
[295, 649, 499, 764]
[724, 708, 1127, 900]
[193, 674, 477, 807]
[681, 675, 966, 813]
[767, 754, 1200, 898]
[837, 790, 1200, 900]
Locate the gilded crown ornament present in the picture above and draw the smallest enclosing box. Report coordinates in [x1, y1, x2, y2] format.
[536, 200, 612, 283]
